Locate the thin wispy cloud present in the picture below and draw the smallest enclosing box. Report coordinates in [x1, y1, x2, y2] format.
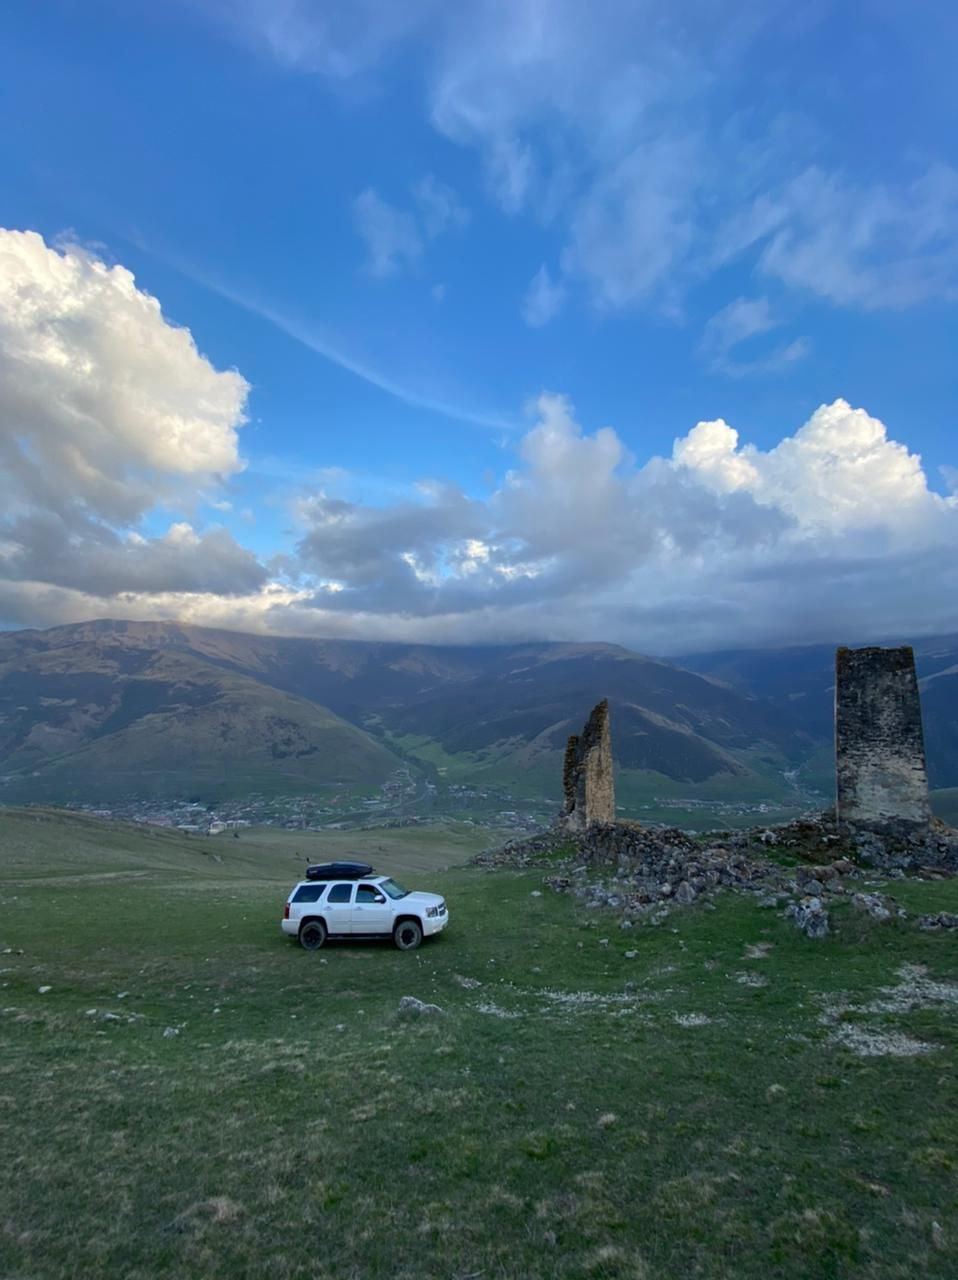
[701, 297, 810, 378]
[354, 175, 470, 276]
[135, 237, 517, 433]
[203, 1, 958, 330]
[522, 264, 565, 328]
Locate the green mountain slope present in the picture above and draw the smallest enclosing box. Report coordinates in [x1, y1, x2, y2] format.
[0, 637, 403, 802]
[681, 633, 958, 789]
[0, 622, 819, 804]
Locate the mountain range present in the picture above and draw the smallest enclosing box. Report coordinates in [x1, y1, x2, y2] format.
[0, 620, 955, 807]
[681, 635, 958, 789]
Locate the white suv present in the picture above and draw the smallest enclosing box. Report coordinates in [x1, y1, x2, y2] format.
[282, 873, 449, 951]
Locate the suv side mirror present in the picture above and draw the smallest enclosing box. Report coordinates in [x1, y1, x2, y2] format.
[373, 894, 385, 904]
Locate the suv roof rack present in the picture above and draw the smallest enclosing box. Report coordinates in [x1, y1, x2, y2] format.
[304, 860, 375, 881]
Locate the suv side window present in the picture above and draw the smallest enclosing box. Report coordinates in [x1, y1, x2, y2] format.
[356, 884, 385, 903]
[326, 883, 354, 904]
[292, 884, 324, 903]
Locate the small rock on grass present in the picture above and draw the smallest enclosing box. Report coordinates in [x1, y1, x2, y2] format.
[919, 912, 958, 930]
[398, 996, 445, 1017]
[37, 986, 51, 994]
[744, 942, 772, 959]
[785, 896, 829, 939]
[851, 892, 905, 922]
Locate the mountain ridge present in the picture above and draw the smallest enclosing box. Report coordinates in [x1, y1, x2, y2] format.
[4, 619, 955, 806]
[0, 620, 812, 804]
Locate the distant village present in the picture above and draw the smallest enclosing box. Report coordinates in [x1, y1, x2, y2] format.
[59, 767, 556, 836]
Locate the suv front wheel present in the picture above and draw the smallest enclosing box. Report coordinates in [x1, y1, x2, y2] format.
[393, 919, 422, 951]
[299, 919, 327, 950]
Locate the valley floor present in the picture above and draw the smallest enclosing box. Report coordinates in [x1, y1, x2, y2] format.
[1, 809, 957, 1279]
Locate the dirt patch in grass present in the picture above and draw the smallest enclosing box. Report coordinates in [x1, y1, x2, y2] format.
[829, 1024, 936, 1057]
[169, 1197, 243, 1233]
[818, 962, 956, 1057]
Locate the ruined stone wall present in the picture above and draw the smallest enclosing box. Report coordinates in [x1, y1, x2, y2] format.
[563, 699, 615, 831]
[835, 645, 930, 827]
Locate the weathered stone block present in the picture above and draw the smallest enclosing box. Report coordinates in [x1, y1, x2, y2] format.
[563, 698, 615, 831]
[835, 645, 930, 828]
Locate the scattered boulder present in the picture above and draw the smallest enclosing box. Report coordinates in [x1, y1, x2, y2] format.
[398, 996, 445, 1017]
[918, 912, 958, 931]
[674, 881, 697, 906]
[851, 892, 906, 922]
[785, 896, 829, 939]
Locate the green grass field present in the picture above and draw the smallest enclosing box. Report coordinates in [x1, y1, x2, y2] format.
[2, 808, 957, 1279]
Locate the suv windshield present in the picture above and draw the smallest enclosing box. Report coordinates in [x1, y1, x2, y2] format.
[379, 878, 409, 899]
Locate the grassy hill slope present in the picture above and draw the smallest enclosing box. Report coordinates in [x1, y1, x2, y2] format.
[1, 809, 957, 1279]
[0, 806, 494, 879]
[0, 641, 405, 803]
[0, 622, 821, 803]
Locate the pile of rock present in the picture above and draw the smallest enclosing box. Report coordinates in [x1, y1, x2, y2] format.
[476, 810, 958, 876]
[917, 912, 958, 931]
[843, 817, 958, 871]
[850, 891, 908, 923]
[475, 810, 957, 940]
[473, 830, 575, 868]
[529, 824, 796, 924]
[714, 811, 958, 872]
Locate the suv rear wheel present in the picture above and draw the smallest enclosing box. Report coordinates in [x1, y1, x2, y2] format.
[393, 919, 423, 951]
[299, 919, 327, 950]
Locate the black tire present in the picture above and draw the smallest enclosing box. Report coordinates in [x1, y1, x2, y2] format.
[393, 918, 423, 951]
[299, 919, 327, 951]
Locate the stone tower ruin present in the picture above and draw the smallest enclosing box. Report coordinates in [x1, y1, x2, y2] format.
[835, 645, 931, 828]
[563, 698, 615, 832]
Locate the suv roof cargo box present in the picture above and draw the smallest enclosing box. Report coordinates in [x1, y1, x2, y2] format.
[305, 861, 374, 881]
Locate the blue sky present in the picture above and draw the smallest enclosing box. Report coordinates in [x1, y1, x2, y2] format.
[0, 0, 956, 651]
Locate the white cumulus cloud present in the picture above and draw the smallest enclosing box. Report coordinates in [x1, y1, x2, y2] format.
[253, 394, 958, 652]
[0, 229, 264, 608]
[0, 229, 248, 521]
[0, 233, 954, 651]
